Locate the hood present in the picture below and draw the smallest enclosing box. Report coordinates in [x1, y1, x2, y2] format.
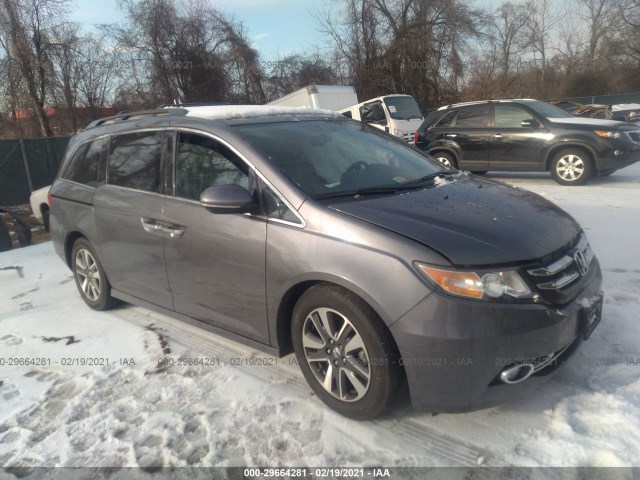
[328, 174, 580, 266]
[389, 118, 424, 133]
[548, 117, 630, 129]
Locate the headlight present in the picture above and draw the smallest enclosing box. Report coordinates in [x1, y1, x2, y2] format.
[594, 130, 620, 138]
[392, 128, 403, 137]
[415, 263, 533, 301]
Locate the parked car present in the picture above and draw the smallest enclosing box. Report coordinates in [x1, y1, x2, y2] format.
[611, 103, 640, 123]
[414, 99, 640, 185]
[50, 106, 603, 419]
[29, 185, 51, 231]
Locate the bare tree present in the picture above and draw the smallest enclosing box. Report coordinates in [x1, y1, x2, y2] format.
[110, 0, 266, 107]
[0, 0, 70, 136]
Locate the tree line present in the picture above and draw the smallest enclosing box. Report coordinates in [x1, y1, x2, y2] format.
[1, 0, 639, 138]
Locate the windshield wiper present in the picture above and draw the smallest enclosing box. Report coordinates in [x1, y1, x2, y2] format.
[401, 170, 456, 186]
[314, 186, 401, 200]
[314, 173, 454, 200]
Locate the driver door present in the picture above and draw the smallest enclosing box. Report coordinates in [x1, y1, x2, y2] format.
[161, 130, 270, 343]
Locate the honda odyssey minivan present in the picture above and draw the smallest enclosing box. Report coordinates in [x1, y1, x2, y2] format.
[49, 106, 603, 419]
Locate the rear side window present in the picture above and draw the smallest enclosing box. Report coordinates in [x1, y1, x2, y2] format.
[60, 138, 104, 187]
[455, 106, 490, 127]
[107, 131, 163, 192]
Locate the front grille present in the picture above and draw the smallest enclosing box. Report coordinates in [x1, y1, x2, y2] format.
[402, 132, 415, 143]
[625, 131, 640, 142]
[526, 233, 594, 300]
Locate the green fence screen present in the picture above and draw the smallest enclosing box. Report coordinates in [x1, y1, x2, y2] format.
[0, 136, 70, 206]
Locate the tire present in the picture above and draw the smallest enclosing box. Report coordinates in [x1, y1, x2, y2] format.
[432, 152, 458, 169]
[291, 284, 402, 420]
[71, 238, 116, 310]
[598, 168, 616, 177]
[42, 205, 50, 232]
[550, 149, 593, 186]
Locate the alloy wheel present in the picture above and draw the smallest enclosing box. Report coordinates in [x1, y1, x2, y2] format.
[301, 307, 371, 402]
[556, 154, 585, 181]
[75, 248, 101, 301]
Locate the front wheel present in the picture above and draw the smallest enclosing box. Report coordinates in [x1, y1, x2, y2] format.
[291, 284, 402, 420]
[71, 238, 116, 310]
[550, 149, 593, 185]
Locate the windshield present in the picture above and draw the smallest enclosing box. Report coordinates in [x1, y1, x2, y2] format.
[233, 119, 444, 199]
[383, 96, 423, 120]
[527, 101, 574, 119]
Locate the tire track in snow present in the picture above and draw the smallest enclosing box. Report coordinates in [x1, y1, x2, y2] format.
[114, 305, 493, 467]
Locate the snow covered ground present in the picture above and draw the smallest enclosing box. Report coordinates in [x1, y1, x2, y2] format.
[1, 164, 640, 474]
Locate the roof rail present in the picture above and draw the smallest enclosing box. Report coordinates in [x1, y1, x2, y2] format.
[85, 108, 188, 129]
[157, 102, 230, 108]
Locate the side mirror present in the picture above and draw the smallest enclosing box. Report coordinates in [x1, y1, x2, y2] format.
[521, 118, 540, 129]
[199, 184, 253, 214]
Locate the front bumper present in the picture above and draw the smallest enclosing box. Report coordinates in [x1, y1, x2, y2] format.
[390, 259, 603, 413]
[594, 138, 640, 171]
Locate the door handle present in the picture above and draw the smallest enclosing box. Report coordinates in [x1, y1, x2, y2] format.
[162, 224, 186, 238]
[493, 134, 503, 139]
[445, 133, 457, 138]
[140, 218, 163, 234]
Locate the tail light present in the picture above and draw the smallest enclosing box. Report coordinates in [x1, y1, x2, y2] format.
[414, 131, 419, 145]
[47, 192, 52, 205]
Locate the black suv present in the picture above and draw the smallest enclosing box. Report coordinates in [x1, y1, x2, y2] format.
[414, 99, 640, 185]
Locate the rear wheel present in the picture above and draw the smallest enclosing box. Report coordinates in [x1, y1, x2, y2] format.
[291, 284, 401, 420]
[550, 149, 593, 185]
[433, 152, 458, 169]
[71, 238, 116, 310]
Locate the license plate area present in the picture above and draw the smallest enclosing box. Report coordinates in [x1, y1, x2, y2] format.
[581, 295, 603, 340]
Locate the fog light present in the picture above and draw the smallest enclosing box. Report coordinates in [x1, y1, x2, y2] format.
[614, 149, 624, 156]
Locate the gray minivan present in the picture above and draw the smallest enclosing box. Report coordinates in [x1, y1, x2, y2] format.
[50, 106, 603, 419]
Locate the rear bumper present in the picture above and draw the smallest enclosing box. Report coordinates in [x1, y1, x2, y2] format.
[390, 260, 603, 413]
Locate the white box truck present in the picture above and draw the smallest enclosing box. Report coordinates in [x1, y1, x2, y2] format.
[267, 85, 358, 111]
[339, 94, 423, 143]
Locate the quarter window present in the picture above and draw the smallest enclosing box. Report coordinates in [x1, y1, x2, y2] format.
[434, 110, 457, 128]
[455, 106, 490, 127]
[107, 131, 163, 192]
[261, 181, 300, 224]
[60, 138, 104, 187]
[175, 133, 249, 201]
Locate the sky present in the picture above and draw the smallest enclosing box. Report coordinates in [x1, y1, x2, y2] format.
[71, 0, 327, 60]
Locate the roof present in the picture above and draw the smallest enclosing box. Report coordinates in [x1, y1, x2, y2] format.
[436, 98, 538, 111]
[84, 104, 340, 130]
[180, 105, 340, 120]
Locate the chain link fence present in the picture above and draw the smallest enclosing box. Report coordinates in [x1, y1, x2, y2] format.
[0, 136, 70, 206]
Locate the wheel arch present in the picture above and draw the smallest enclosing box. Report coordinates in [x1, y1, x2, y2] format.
[274, 275, 397, 357]
[427, 146, 458, 162]
[544, 142, 596, 171]
[64, 231, 87, 269]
